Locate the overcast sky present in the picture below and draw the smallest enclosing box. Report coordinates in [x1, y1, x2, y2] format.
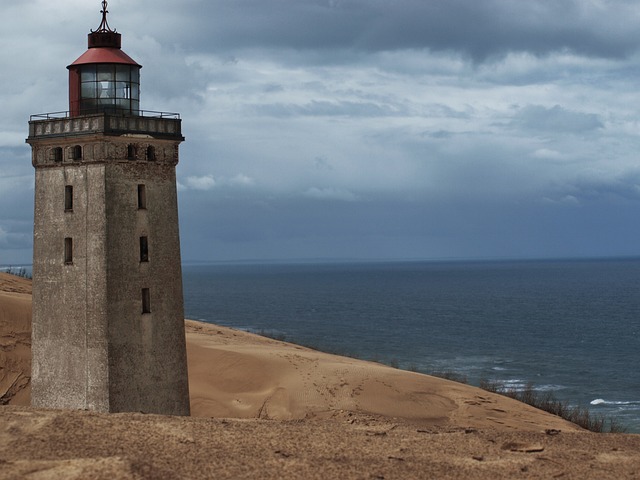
[2, 0, 640, 264]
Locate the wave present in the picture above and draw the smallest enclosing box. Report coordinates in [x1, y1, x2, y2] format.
[501, 379, 526, 388]
[492, 379, 566, 393]
[533, 384, 566, 392]
[590, 399, 640, 406]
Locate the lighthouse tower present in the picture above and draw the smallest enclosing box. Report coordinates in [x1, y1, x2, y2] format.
[26, 2, 190, 415]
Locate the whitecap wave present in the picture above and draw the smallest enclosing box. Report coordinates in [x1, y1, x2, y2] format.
[590, 399, 640, 406]
[535, 384, 566, 392]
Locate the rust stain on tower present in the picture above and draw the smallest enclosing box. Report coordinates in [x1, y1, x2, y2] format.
[25, 1, 190, 415]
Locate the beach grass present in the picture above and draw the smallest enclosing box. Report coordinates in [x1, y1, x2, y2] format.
[2, 266, 31, 279]
[478, 379, 628, 433]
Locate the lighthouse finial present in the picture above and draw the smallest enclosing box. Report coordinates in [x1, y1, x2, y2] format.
[93, 1, 116, 33]
[88, 0, 121, 48]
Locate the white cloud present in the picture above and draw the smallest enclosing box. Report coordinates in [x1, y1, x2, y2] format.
[542, 195, 580, 206]
[227, 174, 255, 187]
[531, 149, 569, 161]
[179, 173, 255, 191]
[303, 187, 359, 202]
[184, 175, 216, 191]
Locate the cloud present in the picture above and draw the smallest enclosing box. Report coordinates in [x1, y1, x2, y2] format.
[0, 224, 31, 251]
[184, 175, 216, 191]
[542, 195, 581, 206]
[512, 105, 604, 133]
[134, 0, 640, 62]
[253, 100, 406, 118]
[228, 174, 255, 187]
[179, 174, 256, 192]
[531, 148, 570, 161]
[303, 187, 359, 202]
[5, 1, 640, 262]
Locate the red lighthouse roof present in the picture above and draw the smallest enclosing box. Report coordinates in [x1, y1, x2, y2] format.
[68, 47, 140, 68]
[67, 0, 141, 69]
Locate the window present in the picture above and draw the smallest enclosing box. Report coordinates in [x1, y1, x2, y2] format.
[50, 147, 63, 163]
[65, 185, 73, 211]
[78, 63, 140, 115]
[64, 237, 73, 264]
[127, 144, 136, 160]
[139, 236, 149, 262]
[142, 288, 151, 314]
[146, 146, 156, 161]
[137, 184, 146, 209]
[72, 145, 82, 160]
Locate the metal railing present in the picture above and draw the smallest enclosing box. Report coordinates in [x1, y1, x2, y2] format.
[30, 110, 181, 121]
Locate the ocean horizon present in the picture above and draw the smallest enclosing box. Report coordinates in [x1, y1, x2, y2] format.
[4, 256, 639, 431]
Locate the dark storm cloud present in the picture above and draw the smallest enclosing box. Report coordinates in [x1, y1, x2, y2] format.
[178, 187, 640, 262]
[154, 0, 640, 61]
[0, 226, 32, 251]
[0, 144, 34, 263]
[562, 170, 640, 203]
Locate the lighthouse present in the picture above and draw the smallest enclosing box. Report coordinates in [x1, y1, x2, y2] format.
[26, 2, 190, 415]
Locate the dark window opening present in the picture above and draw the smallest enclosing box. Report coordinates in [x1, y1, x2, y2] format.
[146, 145, 156, 161]
[65, 185, 73, 211]
[137, 184, 146, 209]
[64, 237, 73, 264]
[127, 144, 136, 160]
[51, 147, 63, 163]
[142, 288, 151, 314]
[139, 236, 149, 262]
[72, 145, 82, 160]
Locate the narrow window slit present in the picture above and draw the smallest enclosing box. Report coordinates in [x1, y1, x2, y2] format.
[142, 288, 151, 314]
[64, 237, 73, 264]
[140, 236, 149, 263]
[137, 184, 146, 209]
[65, 185, 73, 211]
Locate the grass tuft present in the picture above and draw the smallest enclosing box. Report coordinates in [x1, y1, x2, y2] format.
[479, 380, 627, 433]
[431, 370, 469, 384]
[2, 266, 32, 279]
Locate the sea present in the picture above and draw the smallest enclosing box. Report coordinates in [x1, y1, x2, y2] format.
[182, 258, 640, 433]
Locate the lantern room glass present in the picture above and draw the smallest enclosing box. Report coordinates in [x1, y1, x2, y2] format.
[78, 64, 140, 115]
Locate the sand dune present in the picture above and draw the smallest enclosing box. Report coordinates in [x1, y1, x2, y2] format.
[2, 273, 639, 479]
[186, 320, 578, 432]
[0, 273, 31, 406]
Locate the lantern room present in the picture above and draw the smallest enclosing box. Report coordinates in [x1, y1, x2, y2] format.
[67, 1, 141, 117]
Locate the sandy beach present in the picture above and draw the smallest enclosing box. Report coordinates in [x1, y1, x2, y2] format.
[1, 272, 639, 479]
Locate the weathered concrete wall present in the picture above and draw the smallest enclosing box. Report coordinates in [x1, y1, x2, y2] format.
[28, 114, 189, 416]
[105, 157, 190, 415]
[31, 163, 110, 411]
